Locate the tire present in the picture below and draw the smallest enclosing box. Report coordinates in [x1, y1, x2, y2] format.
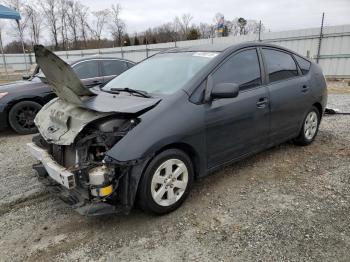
[8, 101, 42, 135]
[294, 106, 320, 146]
[138, 149, 194, 215]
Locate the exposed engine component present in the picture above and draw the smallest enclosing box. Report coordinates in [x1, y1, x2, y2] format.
[97, 119, 127, 133]
[89, 165, 114, 197]
[32, 116, 139, 201]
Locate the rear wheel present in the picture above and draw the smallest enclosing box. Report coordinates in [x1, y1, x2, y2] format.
[294, 106, 320, 146]
[8, 101, 42, 134]
[138, 149, 194, 215]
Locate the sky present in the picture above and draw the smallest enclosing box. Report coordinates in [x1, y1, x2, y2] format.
[1, 0, 350, 44]
[83, 0, 350, 33]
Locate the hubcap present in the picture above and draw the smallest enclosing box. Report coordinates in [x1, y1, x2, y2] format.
[304, 111, 318, 140]
[151, 159, 188, 207]
[15, 105, 39, 130]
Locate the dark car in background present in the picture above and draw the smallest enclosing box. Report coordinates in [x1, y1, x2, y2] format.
[0, 57, 134, 134]
[28, 43, 327, 216]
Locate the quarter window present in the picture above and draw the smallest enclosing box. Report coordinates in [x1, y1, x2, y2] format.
[294, 55, 311, 75]
[262, 49, 298, 83]
[212, 49, 262, 91]
[73, 60, 99, 79]
[101, 60, 128, 76]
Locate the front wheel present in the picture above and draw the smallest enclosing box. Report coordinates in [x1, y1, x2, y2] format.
[294, 106, 320, 146]
[137, 149, 194, 215]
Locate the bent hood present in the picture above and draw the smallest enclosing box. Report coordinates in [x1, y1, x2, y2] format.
[35, 95, 161, 145]
[33, 45, 161, 145]
[34, 45, 94, 104]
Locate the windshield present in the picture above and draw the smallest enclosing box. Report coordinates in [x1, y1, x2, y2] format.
[103, 52, 218, 95]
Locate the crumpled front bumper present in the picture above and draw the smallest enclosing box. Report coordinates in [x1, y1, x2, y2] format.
[27, 143, 76, 189]
[27, 142, 122, 216]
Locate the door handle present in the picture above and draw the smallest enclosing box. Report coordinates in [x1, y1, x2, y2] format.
[256, 97, 268, 108]
[301, 85, 309, 93]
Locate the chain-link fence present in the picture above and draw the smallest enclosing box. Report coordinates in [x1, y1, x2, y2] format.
[1, 24, 350, 79]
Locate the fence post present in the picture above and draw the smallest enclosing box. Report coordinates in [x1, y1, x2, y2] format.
[258, 20, 262, 42]
[316, 12, 325, 64]
[29, 52, 33, 64]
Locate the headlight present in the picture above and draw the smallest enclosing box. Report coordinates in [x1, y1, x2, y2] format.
[0, 92, 8, 100]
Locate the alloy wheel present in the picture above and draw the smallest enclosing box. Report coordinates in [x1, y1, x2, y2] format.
[304, 111, 318, 140]
[151, 159, 189, 207]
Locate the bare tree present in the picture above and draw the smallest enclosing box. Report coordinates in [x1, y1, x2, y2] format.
[24, 3, 42, 46]
[238, 17, 247, 35]
[109, 4, 125, 47]
[40, 0, 59, 50]
[199, 23, 213, 38]
[57, 0, 69, 50]
[4, 0, 30, 39]
[230, 18, 241, 36]
[76, 2, 90, 48]
[89, 9, 110, 49]
[245, 20, 265, 34]
[175, 13, 193, 40]
[66, 0, 80, 49]
[4, 0, 30, 71]
[156, 22, 177, 42]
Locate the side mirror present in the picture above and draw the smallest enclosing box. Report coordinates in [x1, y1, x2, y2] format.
[211, 83, 239, 99]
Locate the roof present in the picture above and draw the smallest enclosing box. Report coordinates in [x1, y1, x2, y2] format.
[170, 43, 233, 52]
[0, 5, 21, 20]
[70, 56, 135, 65]
[166, 41, 297, 54]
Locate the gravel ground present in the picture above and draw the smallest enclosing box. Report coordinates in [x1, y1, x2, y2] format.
[0, 93, 349, 262]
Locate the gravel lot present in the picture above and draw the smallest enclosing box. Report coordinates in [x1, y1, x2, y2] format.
[0, 93, 349, 262]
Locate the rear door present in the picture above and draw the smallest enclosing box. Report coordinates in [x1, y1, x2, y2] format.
[101, 59, 129, 83]
[261, 48, 310, 143]
[205, 48, 270, 168]
[72, 60, 104, 88]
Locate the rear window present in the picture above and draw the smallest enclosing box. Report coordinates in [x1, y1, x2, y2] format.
[262, 48, 298, 83]
[294, 55, 311, 75]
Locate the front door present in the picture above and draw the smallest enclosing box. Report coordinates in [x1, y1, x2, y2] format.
[205, 48, 270, 169]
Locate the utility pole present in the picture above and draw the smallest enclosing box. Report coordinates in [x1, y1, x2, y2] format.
[316, 12, 325, 64]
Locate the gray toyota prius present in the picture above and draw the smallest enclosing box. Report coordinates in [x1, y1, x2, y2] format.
[28, 43, 327, 216]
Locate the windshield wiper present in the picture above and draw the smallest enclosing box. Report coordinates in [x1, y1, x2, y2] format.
[110, 87, 152, 98]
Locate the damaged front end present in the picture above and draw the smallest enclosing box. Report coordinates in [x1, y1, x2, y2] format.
[28, 112, 148, 216]
[28, 45, 157, 215]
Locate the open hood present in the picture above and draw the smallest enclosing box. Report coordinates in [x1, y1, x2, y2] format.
[34, 45, 95, 104]
[33, 45, 161, 145]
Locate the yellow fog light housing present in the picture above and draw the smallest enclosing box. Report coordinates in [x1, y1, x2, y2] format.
[99, 185, 113, 197]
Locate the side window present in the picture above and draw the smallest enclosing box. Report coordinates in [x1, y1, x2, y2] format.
[294, 55, 311, 75]
[212, 49, 262, 91]
[101, 60, 128, 76]
[73, 60, 99, 79]
[262, 49, 298, 83]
